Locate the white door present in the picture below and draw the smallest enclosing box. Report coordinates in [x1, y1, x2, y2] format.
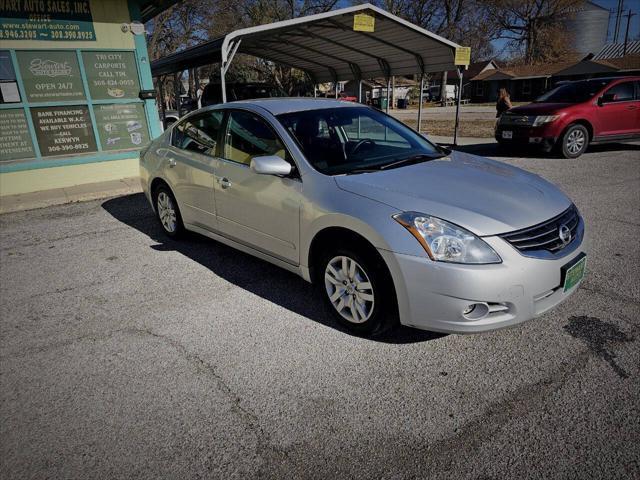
[213, 110, 301, 264]
[165, 110, 224, 230]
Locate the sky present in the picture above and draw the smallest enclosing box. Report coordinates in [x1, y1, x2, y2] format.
[596, 0, 639, 42]
[490, 0, 639, 57]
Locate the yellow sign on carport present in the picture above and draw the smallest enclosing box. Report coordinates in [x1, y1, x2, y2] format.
[353, 13, 375, 32]
[455, 47, 471, 66]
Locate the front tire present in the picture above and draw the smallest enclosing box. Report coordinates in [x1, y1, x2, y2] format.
[317, 247, 397, 336]
[154, 185, 184, 238]
[559, 124, 589, 158]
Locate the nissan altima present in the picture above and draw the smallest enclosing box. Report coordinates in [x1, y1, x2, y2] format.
[140, 99, 587, 336]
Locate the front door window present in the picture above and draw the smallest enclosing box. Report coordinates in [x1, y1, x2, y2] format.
[223, 110, 290, 165]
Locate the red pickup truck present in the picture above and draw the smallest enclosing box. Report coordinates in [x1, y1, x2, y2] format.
[496, 76, 640, 158]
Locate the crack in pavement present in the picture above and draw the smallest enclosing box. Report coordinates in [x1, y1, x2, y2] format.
[0, 226, 130, 252]
[0, 326, 280, 476]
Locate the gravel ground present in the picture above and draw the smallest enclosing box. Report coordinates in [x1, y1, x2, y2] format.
[1, 143, 639, 479]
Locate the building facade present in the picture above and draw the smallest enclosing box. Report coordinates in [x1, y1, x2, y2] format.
[0, 0, 170, 198]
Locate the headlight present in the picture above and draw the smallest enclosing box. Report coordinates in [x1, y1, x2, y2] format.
[532, 115, 559, 127]
[393, 212, 501, 264]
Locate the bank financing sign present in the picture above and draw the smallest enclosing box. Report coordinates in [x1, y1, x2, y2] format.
[0, 1, 96, 41]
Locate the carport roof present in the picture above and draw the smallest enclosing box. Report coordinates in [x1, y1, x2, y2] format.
[150, 3, 463, 82]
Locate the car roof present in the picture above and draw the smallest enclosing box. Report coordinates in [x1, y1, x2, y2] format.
[224, 97, 361, 115]
[566, 76, 639, 84]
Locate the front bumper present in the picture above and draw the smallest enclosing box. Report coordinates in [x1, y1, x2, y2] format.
[379, 226, 587, 334]
[495, 125, 559, 151]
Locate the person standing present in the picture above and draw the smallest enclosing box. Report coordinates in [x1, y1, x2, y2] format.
[496, 88, 512, 118]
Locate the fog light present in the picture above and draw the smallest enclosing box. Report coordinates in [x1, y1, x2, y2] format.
[462, 302, 490, 320]
[529, 137, 542, 143]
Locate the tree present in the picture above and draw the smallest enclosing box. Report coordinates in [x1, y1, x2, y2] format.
[484, 0, 585, 64]
[367, 0, 499, 61]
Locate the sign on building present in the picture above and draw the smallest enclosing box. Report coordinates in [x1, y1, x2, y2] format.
[94, 103, 149, 151]
[0, 109, 35, 160]
[17, 51, 85, 102]
[30, 106, 97, 157]
[0, 1, 96, 41]
[82, 51, 141, 100]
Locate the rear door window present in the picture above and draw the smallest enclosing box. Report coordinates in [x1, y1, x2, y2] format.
[173, 110, 224, 156]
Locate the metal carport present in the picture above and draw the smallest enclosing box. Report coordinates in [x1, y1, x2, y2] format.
[151, 3, 467, 139]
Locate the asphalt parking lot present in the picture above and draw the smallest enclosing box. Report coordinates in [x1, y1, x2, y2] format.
[1, 143, 639, 479]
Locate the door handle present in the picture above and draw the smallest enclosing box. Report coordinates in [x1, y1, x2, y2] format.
[219, 177, 232, 189]
[167, 157, 177, 168]
[626, 105, 637, 110]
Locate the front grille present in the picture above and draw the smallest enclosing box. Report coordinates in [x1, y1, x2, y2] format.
[500, 205, 580, 254]
[499, 114, 534, 126]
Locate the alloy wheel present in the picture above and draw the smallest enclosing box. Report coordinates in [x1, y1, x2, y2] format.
[324, 255, 375, 324]
[566, 129, 585, 155]
[157, 191, 177, 233]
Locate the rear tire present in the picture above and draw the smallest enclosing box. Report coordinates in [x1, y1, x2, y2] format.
[316, 246, 397, 336]
[153, 184, 184, 238]
[559, 124, 589, 158]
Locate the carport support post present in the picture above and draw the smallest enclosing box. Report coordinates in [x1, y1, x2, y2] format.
[358, 80, 362, 103]
[417, 76, 424, 133]
[220, 66, 226, 103]
[335, 82, 338, 99]
[453, 68, 463, 146]
[158, 77, 166, 126]
[174, 72, 181, 118]
[386, 77, 391, 113]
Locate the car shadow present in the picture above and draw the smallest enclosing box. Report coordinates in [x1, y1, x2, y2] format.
[102, 193, 445, 344]
[445, 141, 640, 159]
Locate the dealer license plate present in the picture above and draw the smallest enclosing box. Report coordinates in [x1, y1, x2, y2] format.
[563, 255, 586, 292]
[502, 130, 513, 139]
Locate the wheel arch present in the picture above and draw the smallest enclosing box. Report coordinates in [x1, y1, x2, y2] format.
[561, 119, 594, 141]
[307, 226, 386, 284]
[149, 177, 175, 212]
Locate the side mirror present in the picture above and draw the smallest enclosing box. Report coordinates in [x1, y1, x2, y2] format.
[250, 155, 292, 176]
[438, 145, 452, 155]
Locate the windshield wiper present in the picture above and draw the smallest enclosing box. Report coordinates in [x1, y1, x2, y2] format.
[379, 153, 444, 170]
[343, 153, 444, 175]
[345, 167, 384, 174]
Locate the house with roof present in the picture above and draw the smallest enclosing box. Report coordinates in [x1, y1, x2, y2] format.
[469, 54, 640, 103]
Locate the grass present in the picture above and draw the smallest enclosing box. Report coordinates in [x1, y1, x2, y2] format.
[403, 119, 496, 138]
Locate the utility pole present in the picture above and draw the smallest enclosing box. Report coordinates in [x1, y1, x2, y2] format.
[623, 10, 636, 56]
[613, 0, 623, 43]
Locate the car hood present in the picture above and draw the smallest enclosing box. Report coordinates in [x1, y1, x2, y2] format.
[334, 151, 571, 236]
[508, 102, 571, 115]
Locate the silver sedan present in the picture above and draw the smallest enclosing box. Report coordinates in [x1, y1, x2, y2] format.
[140, 99, 587, 336]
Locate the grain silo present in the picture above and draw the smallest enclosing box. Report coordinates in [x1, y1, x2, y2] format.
[563, 1, 610, 55]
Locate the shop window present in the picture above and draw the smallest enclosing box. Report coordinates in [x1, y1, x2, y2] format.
[16, 50, 85, 102]
[81, 51, 141, 100]
[0, 50, 21, 104]
[30, 105, 97, 157]
[0, 109, 35, 161]
[95, 103, 150, 151]
[475, 82, 484, 96]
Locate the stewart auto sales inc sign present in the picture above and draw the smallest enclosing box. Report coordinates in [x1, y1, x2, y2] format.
[0, 1, 96, 41]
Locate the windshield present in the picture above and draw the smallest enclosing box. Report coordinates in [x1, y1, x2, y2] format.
[535, 79, 611, 103]
[277, 106, 443, 175]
